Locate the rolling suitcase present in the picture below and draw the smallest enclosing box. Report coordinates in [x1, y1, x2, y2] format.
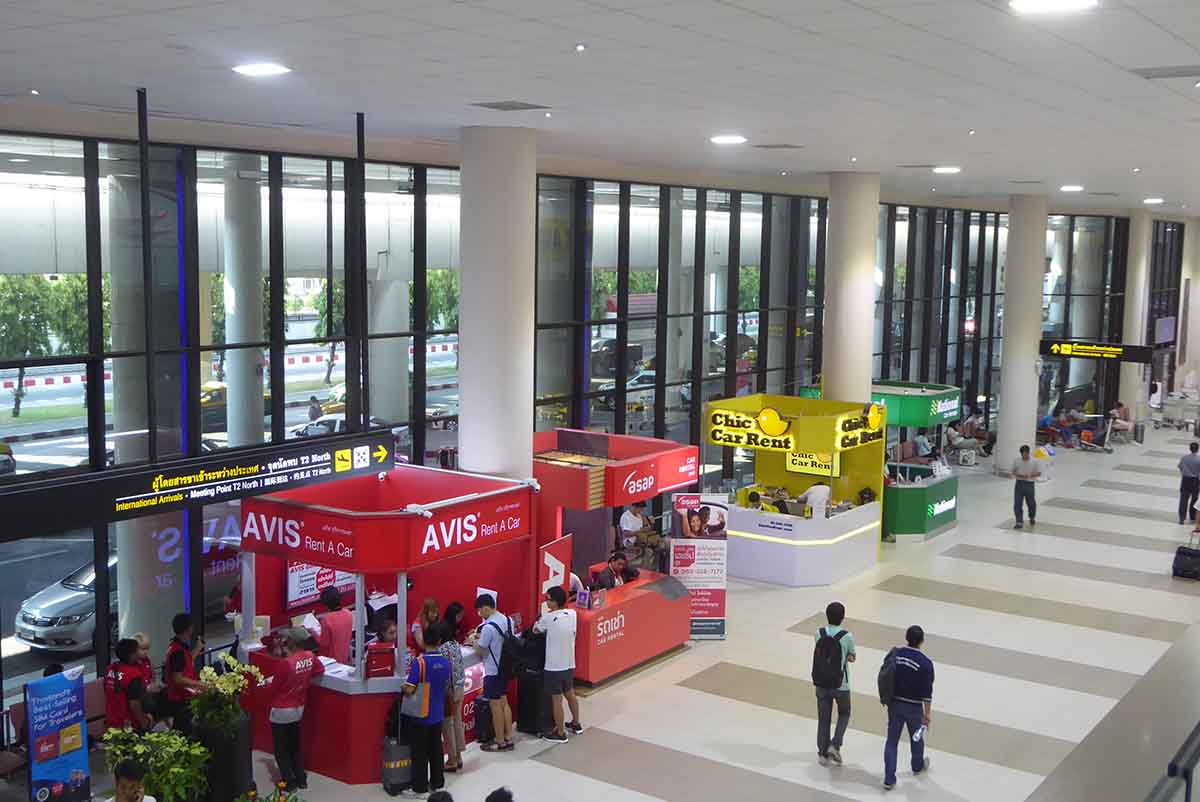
[1173, 533, 1200, 580]
[382, 700, 411, 796]
[474, 695, 495, 745]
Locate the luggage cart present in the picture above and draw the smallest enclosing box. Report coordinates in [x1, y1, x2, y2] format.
[1158, 396, 1200, 431]
[1078, 415, 1114, 454]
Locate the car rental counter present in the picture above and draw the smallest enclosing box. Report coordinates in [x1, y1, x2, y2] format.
[707, 393, 886, 588]
[236, 464, 538, 785]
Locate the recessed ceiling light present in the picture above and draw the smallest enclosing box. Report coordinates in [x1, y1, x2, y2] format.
[1010, 0, 1098, 14]
[575, 43, 586, 52]
[8, 158, 29, 163]
[850, 156, 858, 163]
[1144, 197, 1165, 205]
[968, 129, 976, 136]
[932, 166, 961, 174]
[931, 187, 937, 192]
[1194, 81, 1200, 88]
[44, 170, 66, 175]
[710, 134, 747, 145]
[544, 111, 552, 118]
[1060, 184, 1084, 192]
[780, 170, 788, 176]
[28, 89, 39, 96]
[232, 62, 291, 77]
[1133, 167, 1142, 173]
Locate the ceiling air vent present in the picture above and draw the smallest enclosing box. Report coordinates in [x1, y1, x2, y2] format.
[1088, 191, 1120, 197]
[753, 143, 803, 150]
[1129, 65, 1200, 79]
[471, 100, 550, 111]
[1009, 179, 1043, 185]
[898, 164, 936, 169]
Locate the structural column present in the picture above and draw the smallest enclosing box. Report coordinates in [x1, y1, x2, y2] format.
[995, 194, 1048, 472]
[821, 172, 880, 402]
[222, 152, 265, 447]
[1120, 210, 1151, 420]
[367, 197, 413, 425]
[1177, 217, 1200, 388]
[457, 127, 536, 478]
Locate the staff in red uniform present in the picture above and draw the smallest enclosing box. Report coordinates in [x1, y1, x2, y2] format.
[104, 638, 150, 732]
[308, 587, 353, 665]
[164, 613, 205, 732]
[270, 628, 326, 791]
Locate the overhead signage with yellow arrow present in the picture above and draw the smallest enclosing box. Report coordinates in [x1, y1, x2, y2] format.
[1039, 339, 1152, 364]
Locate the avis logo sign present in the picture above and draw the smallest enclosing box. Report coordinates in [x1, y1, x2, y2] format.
[420, 514, 479, 555]
[542, 550, 565, 595]
[622, 470, 655, 496]
[242, 513, 303, 548]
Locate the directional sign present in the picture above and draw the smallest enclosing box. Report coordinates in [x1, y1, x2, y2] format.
[1040, 339, 1152, 364]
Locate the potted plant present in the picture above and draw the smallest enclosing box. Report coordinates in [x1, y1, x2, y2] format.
[103, 729, 210, 802]
[235, 782, 305, 802]
[190, 653, 266, 802]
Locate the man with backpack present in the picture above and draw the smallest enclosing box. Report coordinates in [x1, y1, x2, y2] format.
[469, 593, 515, 752]
[879, 625, 934, 791]
[812, 602, 856, 766]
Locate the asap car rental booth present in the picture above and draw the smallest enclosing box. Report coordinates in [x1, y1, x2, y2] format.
[707, 393, 886, 587]
[236, 464, 539, 785]
[532, 429, 696, 685]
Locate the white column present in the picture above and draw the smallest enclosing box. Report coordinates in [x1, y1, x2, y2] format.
[458, 127, 536, 478]
[198, 272, 214, 383]
[666, 198, 691, 402]
[368, 278, 411, 423]
[821, 172, 880, 402]
[995, 195, 1047, 471]
[1120, 210, 1151, 419]
[1178, 218, 1200, 389]
[222, 153, 264, 447]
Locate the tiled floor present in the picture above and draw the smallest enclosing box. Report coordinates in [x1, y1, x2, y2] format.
[7, 426, 1199, 802]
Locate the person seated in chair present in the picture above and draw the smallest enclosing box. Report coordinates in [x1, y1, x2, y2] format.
[1110, 401, 1133, 432]
[746, 491, 779, 513]
[945, 421, 983, 456]
[591, 551, 640, 590]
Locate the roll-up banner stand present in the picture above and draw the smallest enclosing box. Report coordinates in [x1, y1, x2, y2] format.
[669, 493, 728, 639]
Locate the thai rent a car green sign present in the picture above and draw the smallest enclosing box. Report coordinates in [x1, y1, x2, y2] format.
[870, 381, 961, 428]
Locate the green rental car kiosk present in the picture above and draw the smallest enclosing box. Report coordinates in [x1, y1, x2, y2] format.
[801, 380, 961, 541]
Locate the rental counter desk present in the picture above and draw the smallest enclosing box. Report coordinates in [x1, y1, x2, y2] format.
[805, 381, 961, 542]
[707, 394, 886, 587]
[236, 464, 538, 785]
[533, 429, 697, 683]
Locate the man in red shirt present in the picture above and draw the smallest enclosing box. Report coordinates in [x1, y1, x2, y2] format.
[164, 613, 205, 733]
[104, 638, 150, 731]
[308, 587, 353, 665]
[271, 628, 326, 791]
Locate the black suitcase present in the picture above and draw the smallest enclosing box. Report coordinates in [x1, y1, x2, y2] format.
[1173, 536, 1200, 580]
[474, 696, 495, 745]
[515, 668, 553, 735]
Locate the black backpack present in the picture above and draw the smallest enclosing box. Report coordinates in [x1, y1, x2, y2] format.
[811, 627, 848, 689]
[878, 647, 899, 705]
[485, 617, 525, 680]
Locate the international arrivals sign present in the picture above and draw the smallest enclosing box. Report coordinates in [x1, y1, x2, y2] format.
[1039, 339, 1153, 364]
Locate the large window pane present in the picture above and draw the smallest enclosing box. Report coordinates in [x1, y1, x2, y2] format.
[584, 394, 615, 433]
[112, 511, 188, 661]
[365, 336, 410, 426]
[201, 347, 269, 447]
[664, 316, 693, 386]
[0, 361, 88, 476]
[739, 194, 763, 311]
[198, 151, 268, 347]
[667, 188, 697, 316]
[365, 164, 415, 336]
[536, 327, 575, 401]
[537, 177, 576, 325]
[427, 168, 461, 332]
[425, 335, 458, 420]
[767, 196, 791, 308]
[704, 191, 730, 313]
[282, 157, 344, 343]
[285, 341, 348, 436]
[630, 184, 659, 301]
[629, 318, 657, 378]
[587, 181, 620, 321]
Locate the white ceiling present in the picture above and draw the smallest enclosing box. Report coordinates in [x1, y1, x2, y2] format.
[1, 0, 1199, 211]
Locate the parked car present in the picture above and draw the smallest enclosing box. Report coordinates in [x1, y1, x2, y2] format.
[290, 413, 411, 462]
[595, 370, 657, 409]
[0, 442, 15, 474]
[15, 510, 242, 654]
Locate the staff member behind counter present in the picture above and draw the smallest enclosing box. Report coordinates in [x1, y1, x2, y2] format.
[797, 481, 832, 517]
[591, 550, 640, 590]
[306, 587, 354, 664]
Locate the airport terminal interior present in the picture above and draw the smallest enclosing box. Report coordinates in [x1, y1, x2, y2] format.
[1, 0, 1200, 800]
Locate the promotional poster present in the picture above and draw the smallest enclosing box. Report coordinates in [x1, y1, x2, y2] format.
[669, 493, 729, 639]
[25, 666, 90, 802]
[286, 561, 357, 609]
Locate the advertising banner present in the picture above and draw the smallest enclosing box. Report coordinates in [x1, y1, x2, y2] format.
[538, 534, 573, 598]
[25, 666, 90, 802]
[286, 561, 357, 609]
[669, 494, 728, 639]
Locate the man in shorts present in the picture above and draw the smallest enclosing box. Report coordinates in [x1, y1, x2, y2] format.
[469, 594, 515, 751]
[534, 586, 581, 743]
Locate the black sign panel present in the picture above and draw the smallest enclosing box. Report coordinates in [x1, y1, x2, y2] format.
[0, 431, 394, 540]
[1039, 339, 1153, 364]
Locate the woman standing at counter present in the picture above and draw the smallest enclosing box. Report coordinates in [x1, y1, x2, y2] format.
[410, 598, 441, 654]
[443, 601, 467, 644]
[438, 621, 467, 773]
[309, 587, 353, 665]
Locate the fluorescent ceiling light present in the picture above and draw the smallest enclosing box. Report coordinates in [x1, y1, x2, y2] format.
[232, 62, 291, 77]
[780, 170, 788, 176]
[544, 111, 552, 118]
[850, 156, 858, 162]
[932, 166, 961, 174]
[575, 43, 586, 52]
[710, 134, 747, 145]
[28, 89, 39, 96]
[8, 158, 29, 163]
[968, 129, 976, 136]
[1010, 0, 1098, 13]
[1144, 197, 1165, 205]
[1133, 167, 1141, 173]
[1060, 184, 1084, 192]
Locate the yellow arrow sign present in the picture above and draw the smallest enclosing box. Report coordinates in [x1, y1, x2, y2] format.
[1050, 343, 1060, 354]
[374, 444, 389, 464]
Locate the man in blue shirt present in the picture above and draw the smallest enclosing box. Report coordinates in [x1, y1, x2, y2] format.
[813, 601, 856, 766]
[402, 626, 452, 797]
[884, 625, 934, 791]
[469, 593, 515, 752]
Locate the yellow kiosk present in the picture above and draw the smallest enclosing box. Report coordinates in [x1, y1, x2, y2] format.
[707, 394, 885, 587]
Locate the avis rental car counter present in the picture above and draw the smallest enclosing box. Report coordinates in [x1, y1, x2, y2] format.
[235, 463, 539, 785]
[706, 394, 887, 587]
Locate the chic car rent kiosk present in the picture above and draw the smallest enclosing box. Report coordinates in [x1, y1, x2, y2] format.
[237, 464, 538, 785]
[532, 429, 697, 684]
[707, 394, 885, 587]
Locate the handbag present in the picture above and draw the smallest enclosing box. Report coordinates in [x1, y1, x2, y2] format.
[400, 655, 431, 719]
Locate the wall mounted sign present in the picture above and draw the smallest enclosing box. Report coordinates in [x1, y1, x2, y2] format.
[707, 408, 796, 452]
[785, 450, 841, 477]
[1040, 339, 1153, 364]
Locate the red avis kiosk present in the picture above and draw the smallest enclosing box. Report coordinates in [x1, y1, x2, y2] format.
[533, 429, 697, 685]
[237, 464, 538, 785]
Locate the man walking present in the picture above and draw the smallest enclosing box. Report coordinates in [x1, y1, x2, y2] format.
[534, 586, 582, 743]
[1011, 444, 1041, 529]
[1179, 442, 1200, 525]
[812, 601, 855, 766]
[883, 625, 934, 791]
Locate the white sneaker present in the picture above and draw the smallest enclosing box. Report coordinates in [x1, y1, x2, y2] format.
[818, 754, 830, 766]
[401, 791, 429, 800]
[827, 747, 843, 765]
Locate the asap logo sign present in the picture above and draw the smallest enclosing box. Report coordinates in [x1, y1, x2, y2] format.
[622, 469, 655, 497]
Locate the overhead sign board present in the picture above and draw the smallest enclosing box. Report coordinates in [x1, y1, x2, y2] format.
[707, 408, 796, 452]
[785, 450, 841, 477]
[1040, 339, 1152, 364]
